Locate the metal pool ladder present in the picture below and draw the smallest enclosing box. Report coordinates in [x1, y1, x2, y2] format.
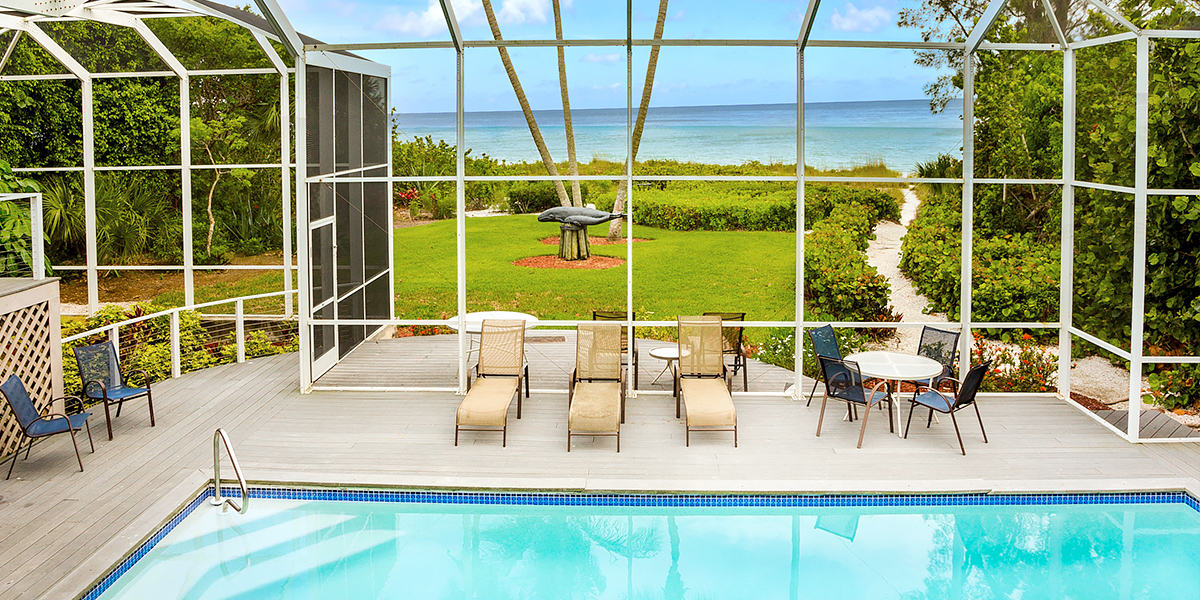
[210, 428, 249, 514]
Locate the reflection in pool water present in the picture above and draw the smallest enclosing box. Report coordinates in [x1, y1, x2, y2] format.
[97, 497, 1200, 599]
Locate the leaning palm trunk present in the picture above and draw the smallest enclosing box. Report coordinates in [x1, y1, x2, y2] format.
[481, 0, 589, 260]
[553, 0, 588, 260]
[609, 0, 670, 241]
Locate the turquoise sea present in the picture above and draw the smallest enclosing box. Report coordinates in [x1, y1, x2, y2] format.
[393, 99, 964, 174]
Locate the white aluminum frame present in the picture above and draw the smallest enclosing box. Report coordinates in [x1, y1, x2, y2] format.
[0, 191, 44, 278]
[0, 1, 298, 314]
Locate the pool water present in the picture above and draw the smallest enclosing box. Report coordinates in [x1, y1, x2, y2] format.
[93, 492, 1200, 599]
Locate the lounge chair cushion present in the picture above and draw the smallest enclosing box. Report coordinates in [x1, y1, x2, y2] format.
[27, 412, 92, 437]
[569, 381, 621, 433]
[680, 378, 736, 427]
[457, 377, 520, 427]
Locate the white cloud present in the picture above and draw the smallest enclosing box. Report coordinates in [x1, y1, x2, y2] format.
[670, 9, 685, 21]
[375, 0, 565, 36]
[829, 3, 890, 32]
[497, 0, 549, 25]
[582, 52, 621, 63]
[375, 0, 482, 37]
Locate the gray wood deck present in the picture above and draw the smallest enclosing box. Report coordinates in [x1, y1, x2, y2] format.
[313, 333, 799, 393]
[1095, 409, 1200, 439]
[3, 346, 1200, 599]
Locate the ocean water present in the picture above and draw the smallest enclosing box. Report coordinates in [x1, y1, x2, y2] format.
[393, 99, 964, 173]
[99, 497, 1200, 599]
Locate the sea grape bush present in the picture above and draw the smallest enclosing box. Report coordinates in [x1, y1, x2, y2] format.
[900, 197, 1059, 337]
[1144, 364, 1200, 411]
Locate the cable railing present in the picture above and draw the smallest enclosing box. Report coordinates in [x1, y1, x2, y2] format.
[60, 290, 298, 407]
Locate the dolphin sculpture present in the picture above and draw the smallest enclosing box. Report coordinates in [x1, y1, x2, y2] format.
[537, 207, 627, 230]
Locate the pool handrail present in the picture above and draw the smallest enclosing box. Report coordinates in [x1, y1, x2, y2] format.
[210, 428, 249, 514]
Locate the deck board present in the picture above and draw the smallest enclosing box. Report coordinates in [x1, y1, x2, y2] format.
[1, 344, 1199, 599]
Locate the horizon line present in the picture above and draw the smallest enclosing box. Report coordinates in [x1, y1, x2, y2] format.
[397, 98, 961, 117]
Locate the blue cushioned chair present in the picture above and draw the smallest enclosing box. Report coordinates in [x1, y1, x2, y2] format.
[73, 341, 155, 440]
[1, 375, 93, 479]
[815, 356, 894, 448]
[904, 361, 990, 455]
[806, 325, 843, 406]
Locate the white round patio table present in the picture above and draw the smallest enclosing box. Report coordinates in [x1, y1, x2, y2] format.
[446, 311, 539, 334]
[844, 351, 944, 437]
[648, 347, 680, 385]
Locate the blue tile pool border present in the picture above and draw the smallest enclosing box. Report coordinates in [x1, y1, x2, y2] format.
[80, 487, 1200, 599]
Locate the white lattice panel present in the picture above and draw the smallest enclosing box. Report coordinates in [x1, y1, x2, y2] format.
[0, 301, 53, 457]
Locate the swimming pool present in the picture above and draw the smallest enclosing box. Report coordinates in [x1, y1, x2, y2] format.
[87, 488, 1200, 599]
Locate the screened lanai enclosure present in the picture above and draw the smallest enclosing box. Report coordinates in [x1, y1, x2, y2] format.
[3, 0, 1200, 444]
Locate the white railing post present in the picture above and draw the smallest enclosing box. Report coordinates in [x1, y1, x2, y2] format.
[236, 299, 246, 363]
[109, 324, 119, 350]
[30, 192, 44, 279]
[170, 310, 181, 378]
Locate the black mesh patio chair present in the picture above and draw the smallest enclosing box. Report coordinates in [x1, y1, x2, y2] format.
[73, 341, 155, 441]
[904, 361, 990, 455]
[916, 326, 961, 393]
[815, 356, 894, 449]
[593, 311, 639, 388]
[1, 374, 93, 479]
[704, 311, 747, 392]
[807, 325, 842, 406]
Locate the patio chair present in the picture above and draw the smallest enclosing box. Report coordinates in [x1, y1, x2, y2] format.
[593, 311, 639, 388]
[806, 325, 842, 406]
[703, 311, 748, 392]
[676, 316, 737, 447]
[904, 361, 990, 455]
[568, 323, 624, 452]
[1, 374, 94, 479]
[916, 326, 961, 393]
[455, 320, 528, 447]
[814, 356, 894, 448]
[73, 341, 155, 441]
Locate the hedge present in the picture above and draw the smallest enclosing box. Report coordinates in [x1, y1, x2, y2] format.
[805, 202, 897, 322]
[599, 182, 900, 232]
[508, 181, 592, 214]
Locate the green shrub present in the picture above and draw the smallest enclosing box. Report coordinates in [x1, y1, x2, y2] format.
[1144, 364, 1200, 411]
[804, 203, 897, 322]
[619, 182, 899, 232]
[507, 181, 591, 214]
[900, 199, 1059, 336]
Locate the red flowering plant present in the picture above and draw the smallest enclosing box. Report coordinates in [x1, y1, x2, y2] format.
[968, 332, 1059, 393]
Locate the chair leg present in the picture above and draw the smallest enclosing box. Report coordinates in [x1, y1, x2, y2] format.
[84, 421, 95, 453]
[455, 426, 459, 446]
[147, 390, 155, 427]
[741, 356, 748, 392]
[6, 439, 25, 479]
[567, 432, 571, 452]
[926, 407, 934, 428]
[502, 426, 507, 448]
[904, 402, 916, 438]
[949, 410, 965, 455]
[69, 428, 84, 472]
[115, 399, 123, 418]
[686, 426, 690, 447]
[24, 441, 32, 460]
[104, 399, 114, 441]
[816, 392, 830, 436]
[516, 386, 523, 420]
[524, 365, 530, 398]
[857, 401, 872, 449]
[886, 400, 895, 433]
[974, 402, 988, 443]
[733, 425, 738, 448]
[807, 377, 820, 406]
[616, 431, 620, 453]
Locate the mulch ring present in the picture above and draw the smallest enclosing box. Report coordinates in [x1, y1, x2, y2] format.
[513, 255, 625, 269]
[540, 236, 650, 246]
[1070, 391, 1112, 412]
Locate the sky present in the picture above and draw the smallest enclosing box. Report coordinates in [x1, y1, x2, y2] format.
[272, 0, 952, 114]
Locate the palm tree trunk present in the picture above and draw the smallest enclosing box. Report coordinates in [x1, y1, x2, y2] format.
[609, 0, 670, 241]
[480, 0, 570, 213]
[552, 0, 589, 260]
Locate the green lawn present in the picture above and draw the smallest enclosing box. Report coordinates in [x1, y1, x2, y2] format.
[395, 215, 797, 327]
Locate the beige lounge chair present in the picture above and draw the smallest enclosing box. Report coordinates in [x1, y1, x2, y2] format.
[455, 320, 527, 447]
[676, 316, 737, 447]
[568, 323, 625, 452]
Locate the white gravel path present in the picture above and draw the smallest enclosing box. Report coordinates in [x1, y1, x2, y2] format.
[865, 186, 1147, 408]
